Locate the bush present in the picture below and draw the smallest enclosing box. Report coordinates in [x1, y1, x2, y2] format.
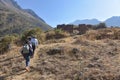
[21, 27, 45, 43]
[85, 28, 120, 40]
[0, 35, 17, 54]
[47, 48, 62, 55]
[46, 29, 70, 40]
[95, 23, 107, 29]
[113, 29, 120, 39]
[84, 30, 98, 40]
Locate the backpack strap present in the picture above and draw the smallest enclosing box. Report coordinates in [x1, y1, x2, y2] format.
[28, 44, 33, 52]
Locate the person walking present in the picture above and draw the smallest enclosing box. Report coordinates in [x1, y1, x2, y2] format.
[21, 40, 33, 71]
[30, 36, 38, 58]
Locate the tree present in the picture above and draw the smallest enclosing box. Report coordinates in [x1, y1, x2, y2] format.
[96, 23, 107, 29]
[21, 27, 45, 43]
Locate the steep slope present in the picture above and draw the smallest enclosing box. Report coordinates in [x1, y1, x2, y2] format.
[0, 0, 52, 36]
[24, 9, 45, 23]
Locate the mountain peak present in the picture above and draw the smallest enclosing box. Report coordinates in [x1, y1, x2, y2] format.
[0, 0, 21, 9]
[71, 18, 101, 25]
[71, 16, 120, 27]
[105, 16, 120, 27]
[0, 0, 52, 36]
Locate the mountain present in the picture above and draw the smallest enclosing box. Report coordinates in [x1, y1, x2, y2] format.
[71, 19, 101, 25]
[0, 0, 52, 36]
[105, 16, 120, 27]
[71, 16, 120, 27]
[24, 9, 45, 23]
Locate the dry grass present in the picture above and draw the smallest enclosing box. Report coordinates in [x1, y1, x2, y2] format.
[84, 28, 120, 40]
[46, 29, 70, 40]
[1, 28, 120, 80]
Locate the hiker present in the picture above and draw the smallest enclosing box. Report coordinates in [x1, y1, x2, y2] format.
[30, 35, 38, 58]
[21, 40, 33, 71]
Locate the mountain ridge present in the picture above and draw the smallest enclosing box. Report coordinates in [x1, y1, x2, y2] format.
[105, 16, 120, 27]
[71, 16, 120, 27]
[0, 0, 52, 36]
[24, 9, 46, 23]
[71, 19, 100, 25]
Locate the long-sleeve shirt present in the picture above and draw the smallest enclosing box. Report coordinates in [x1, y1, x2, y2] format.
[30, 38, 38, 46]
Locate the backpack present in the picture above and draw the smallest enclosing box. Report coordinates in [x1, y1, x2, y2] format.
[22, 44, 30, 54]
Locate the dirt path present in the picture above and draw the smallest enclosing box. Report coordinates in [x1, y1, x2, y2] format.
[0, 36, 78, 80]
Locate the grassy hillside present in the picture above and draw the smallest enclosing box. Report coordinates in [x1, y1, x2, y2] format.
[0, 0, 52, 37]
[0, 28, 120, 80]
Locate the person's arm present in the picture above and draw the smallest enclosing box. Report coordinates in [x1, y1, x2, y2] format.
[35, 39, 39, 46]
[36, 39, 38, 45]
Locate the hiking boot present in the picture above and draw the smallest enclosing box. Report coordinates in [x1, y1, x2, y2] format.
[25, 67, 30, 72]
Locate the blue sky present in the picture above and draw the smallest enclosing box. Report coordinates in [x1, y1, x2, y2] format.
[15, 0, 120, 27]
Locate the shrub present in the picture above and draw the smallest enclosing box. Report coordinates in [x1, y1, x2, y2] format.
[95, 22, 107, 29]
[46, 29, 70, 40]
[113, 29, 120, 39]
[0, 35, 17, 54]
[84, 30, 98, 40]
[21, 27, 45, 43]
[84, 28, 120, 40]
[47, 48, 62, 55]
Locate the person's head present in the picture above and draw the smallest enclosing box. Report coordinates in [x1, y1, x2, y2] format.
[25, 40, 30, 44]
[27, 36, 31, 41]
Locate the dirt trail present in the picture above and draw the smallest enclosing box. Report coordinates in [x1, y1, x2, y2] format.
[0, 37, 76, 80]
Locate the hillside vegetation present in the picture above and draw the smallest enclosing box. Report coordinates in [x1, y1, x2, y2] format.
[0, 28, 120, 80]
[0, 0, 52, 37]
